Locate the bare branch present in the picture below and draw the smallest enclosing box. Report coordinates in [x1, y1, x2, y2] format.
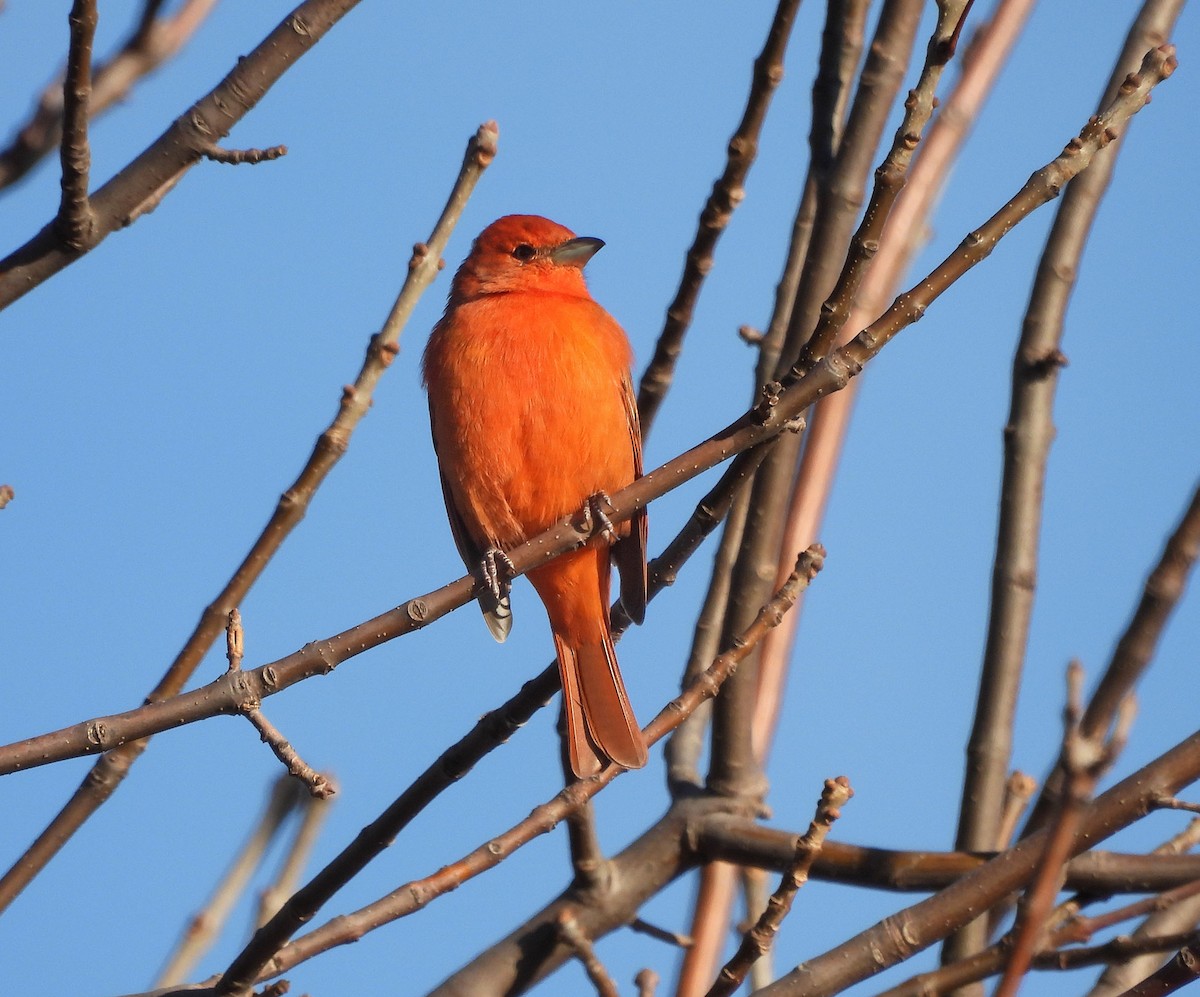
[201, 143, 289, 166]
[1111, 942, 1200, 997]
[695, 817, 1200, 894]
[0, 120, 497, 913]
[996, 772, 1039, 849]
[753, 721, 1200, 996]
[0, 0, 365, 309]
[1028, 478, 1200, 833]
[629, 919, 693, 949]
[246, 548, 825, 992]
[257, 788, 335, 928]
[706, 0, 924, 808]
[796, 0, 975, 372]
[994, 662, 1132, 997]
[953, 7, 1189, 976]
[636, 0, 804, 436]
[155, 777, 306, 987]
[706, 777, 852, 997]
[0, 0, 219, 192]
[57, 0, 98, 249]
[558, 909, 620, 997]
[2, 43, 1173, 783]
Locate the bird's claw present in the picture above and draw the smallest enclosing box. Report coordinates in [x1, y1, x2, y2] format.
[480, 548, 515, 606]
[579, 492, 617, 544]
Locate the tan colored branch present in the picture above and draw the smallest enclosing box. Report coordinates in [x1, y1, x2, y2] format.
[244, 549, 824, 991]
[57, 0, 98, 249]
[0, 119, 497, 913]
[994, 662, 1133, 997]
[154, 777, 305, 987]
[706, 777, 852, 997]
[636, 0, 803, 437]
[0, 0, 362, 309]
[954, 8, 1188, 979]
[558, 909, 621, 997]
[0, 0, 218, 193]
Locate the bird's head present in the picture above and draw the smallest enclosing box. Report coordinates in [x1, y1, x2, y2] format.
[449, 214, 604, 300]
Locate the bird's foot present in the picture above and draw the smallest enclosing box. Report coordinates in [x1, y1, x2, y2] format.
[480, 548, 516, 607]
[578, 492, 617, 544]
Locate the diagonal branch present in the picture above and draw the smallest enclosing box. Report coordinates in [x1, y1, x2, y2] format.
[0, 0, 364, 310]
[993, 662, 1133, 997]
[1024, 477, 1200, 835]
[176, 548, 825, 996]
[1, 43, 1174, 778]
[949, 5, 1188, 975]
[706, 777, 852, 997]
[636, 0, 804, 437]
[0, 120, 497, 914]
[753, 723, 1200, 997]
[0, 0, 218, 193]
[255, 548, 825, 994]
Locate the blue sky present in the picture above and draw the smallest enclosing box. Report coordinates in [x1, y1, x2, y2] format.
[2, 3, 1198, 995]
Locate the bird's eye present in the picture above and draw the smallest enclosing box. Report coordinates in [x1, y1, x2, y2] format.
[511, 243, 536, 262]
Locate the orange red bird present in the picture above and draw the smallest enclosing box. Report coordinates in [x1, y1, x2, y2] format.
[423, 214, 648, 777]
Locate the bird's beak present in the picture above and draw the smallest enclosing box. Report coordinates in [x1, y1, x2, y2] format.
[548, 236, 605, 268]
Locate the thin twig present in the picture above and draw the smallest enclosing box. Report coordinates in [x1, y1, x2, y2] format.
[0, 0, 218, 192]
[57, 0, 98, 249]
[0, 0, 364, 310]
[201, 143, 288, 166]
[994, 662, 1134, 997]
[242, 549, 825, 990]
[996, 772, 1039, 849]
[955, 6, 1188, 975]
[2, 43, 1173, 784]
[558, 909, 621, 997]
[257, 787, 335, 927]
[1027, 478, 1200, 833]
[241, 709, 333, 800]
[629, 918, 693, 949]
[636, 0, 803, 436]
[226, 613, 331, 798]
[0, 120, 497, 914]
[740, 866, 774, 990]
[706, 777, 852, 997]
[155, 777, 305, 987]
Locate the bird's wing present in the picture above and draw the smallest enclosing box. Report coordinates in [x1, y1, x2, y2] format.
[613, 372, 648, 625]
[436, 463, 513, 642]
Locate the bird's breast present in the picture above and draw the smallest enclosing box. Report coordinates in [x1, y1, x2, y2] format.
[425, 292, 637, 547]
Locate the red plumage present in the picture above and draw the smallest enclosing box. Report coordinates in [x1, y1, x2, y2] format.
[423, 215, 648, 777]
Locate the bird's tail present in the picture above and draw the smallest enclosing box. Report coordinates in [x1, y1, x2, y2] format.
[553, 627, 647, 778]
